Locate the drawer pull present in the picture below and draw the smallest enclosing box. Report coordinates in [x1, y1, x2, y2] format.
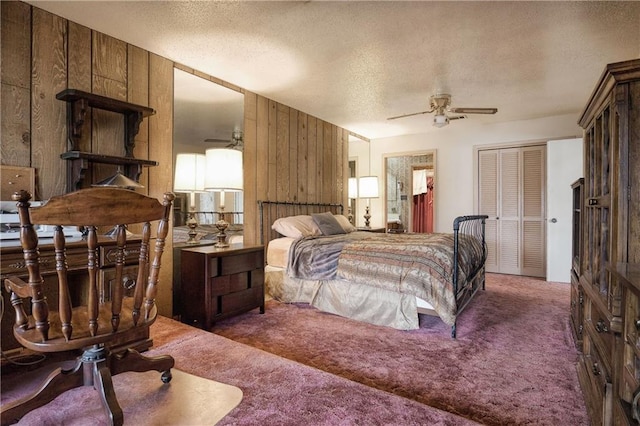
[592, 363, 601, 376]
[123, 277, 136, 290]
[635, 319, 640, 331]
[595, 319, 608, 333]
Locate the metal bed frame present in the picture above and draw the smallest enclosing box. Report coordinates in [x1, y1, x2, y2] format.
[258, 199, 487, 338]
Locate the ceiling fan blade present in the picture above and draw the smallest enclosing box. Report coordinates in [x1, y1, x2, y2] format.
[447, 115, 468, 121]
[449, 107, 497, 115]
[387, 110, 433, 120]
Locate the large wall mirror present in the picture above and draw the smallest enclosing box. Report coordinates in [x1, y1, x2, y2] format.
[384, 151, 436, 233]
[173, 68, 244, 243]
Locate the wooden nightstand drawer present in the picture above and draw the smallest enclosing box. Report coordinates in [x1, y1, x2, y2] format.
[211, 271, 251, 296]
[220, 251, 263, 275]
[218, 284, 264, 318]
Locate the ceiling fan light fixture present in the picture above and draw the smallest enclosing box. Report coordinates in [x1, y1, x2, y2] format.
[433, 114, 449, 128]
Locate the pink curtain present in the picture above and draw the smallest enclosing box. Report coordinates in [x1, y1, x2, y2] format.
[412, 176, 434, 233]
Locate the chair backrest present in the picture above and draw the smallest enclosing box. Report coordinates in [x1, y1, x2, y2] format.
[7, 188, 174, 351]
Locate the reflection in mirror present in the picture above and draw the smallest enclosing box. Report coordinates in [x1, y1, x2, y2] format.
[384, 151, 435, 233]
[173, 68, 244, 244]
[347, 135, 370, 227]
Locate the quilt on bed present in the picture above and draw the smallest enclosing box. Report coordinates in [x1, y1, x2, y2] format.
[287, 232, 485, 326]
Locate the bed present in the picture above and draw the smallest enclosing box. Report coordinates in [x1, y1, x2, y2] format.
[260, 201, 488, 338]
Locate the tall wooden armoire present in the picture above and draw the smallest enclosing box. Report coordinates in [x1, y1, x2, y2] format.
[575, 58, 640, 425]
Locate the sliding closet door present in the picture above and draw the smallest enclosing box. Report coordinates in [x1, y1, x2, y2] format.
[478, 145, 546, 277]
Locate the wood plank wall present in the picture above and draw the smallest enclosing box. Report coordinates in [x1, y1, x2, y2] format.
[243, 92, 349, 245]
[1, 1, 349, 314]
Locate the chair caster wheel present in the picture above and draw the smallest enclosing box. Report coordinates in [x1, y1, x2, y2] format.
[161, 370, 172, 383]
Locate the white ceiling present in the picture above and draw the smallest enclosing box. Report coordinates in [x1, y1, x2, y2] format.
[29, 1, 640, 140]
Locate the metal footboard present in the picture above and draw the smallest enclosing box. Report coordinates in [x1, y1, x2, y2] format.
[451, 214, 489, 338]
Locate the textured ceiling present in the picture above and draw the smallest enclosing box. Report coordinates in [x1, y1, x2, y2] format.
[29, 1, 640, 140]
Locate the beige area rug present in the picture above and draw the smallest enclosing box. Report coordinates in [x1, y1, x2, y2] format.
[2, 366, 242, 425]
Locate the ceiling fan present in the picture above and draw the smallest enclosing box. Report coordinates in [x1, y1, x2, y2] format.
[205, 129, 243, 150]
[387, 94, 497, 128]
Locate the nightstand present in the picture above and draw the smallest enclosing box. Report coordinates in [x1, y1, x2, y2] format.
[180, 243, 264, 330]
[172, 240, 218, 321]
[356, 227, 386, 233]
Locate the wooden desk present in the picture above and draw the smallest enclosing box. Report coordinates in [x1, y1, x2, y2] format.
[1, 236, 147, 352]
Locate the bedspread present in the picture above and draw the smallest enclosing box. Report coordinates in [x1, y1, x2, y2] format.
[287, 232, 485, 326]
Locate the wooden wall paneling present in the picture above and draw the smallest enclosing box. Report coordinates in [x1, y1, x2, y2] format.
[1, 1, 31, 167]
[91, 31, 127, 96]
[323, 121, 332, 204]
[288, 107, 298, 201]
[243, 91, 258, 246]
[128, 44, 150, 190]
[91, 32, 127, 184]
[268, 99, 277, 201]
[307, 115, 317, 202]
[67, 21, 92, 154]
[316, 119, 324, 201]
[276, 102, 290, 202]
[297, 112, 308, 203]
[148, 53, 174, 317]
[31, 7, 67, 200]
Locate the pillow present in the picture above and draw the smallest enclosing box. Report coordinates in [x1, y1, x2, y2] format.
[311, 212, 346, 236]
[334, 214, 357, 233]
[272, 215, 321, 238]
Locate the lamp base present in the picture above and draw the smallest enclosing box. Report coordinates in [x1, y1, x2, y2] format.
[215, 212, 229, 248]
[363, 206, 371, 228]
[186, 213, 198, 244]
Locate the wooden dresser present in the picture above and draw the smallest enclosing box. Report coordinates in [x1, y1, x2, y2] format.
[574, 58, 640, 425]
[180, 243, 265, 330]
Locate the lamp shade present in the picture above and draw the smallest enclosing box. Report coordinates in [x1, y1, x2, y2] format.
[204, 148, 243, 192]
[174, 153, 206, 192]
[358, 176, 379, 199]
[348, 177, 358, 199]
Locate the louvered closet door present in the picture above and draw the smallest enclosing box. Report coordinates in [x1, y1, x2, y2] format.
[478, 145, 546, 277]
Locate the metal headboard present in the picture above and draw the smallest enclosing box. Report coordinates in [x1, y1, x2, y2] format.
[258, 200, 343, 245]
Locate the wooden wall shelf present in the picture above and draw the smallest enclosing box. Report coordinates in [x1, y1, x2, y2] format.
[60, 151, 158, 192]
[56, 89, 155, 157]
[56, 89, 158, 192]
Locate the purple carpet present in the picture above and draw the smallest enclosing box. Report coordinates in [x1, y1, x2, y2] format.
[1, 273, 588, 425]
[212, 273, 589, 425]
[2, 316, 474, 425]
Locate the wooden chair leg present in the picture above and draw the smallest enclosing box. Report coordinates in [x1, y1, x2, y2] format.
[0, 360, 84, 426]
[89, 359, 123, 426]
[110, 348, 174, 381]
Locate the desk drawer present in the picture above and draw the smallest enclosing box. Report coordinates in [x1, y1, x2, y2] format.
[100, 242, 142, 268]
[1, 246, 88, 278]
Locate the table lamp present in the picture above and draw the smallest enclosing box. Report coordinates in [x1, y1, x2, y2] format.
[205, 148, 243, 247]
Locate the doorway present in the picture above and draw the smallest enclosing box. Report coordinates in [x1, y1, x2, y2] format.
[384, 151, 436, 233]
